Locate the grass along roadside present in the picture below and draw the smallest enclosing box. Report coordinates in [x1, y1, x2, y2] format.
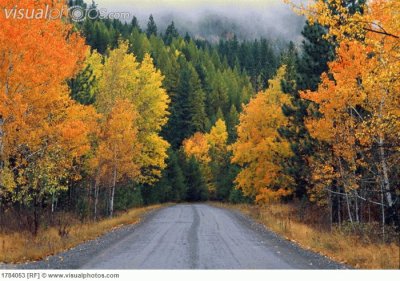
[0, 205, 163, 264]
[212, 203, 400, 269]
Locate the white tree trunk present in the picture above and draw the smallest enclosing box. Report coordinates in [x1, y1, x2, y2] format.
[378, 135, 393, 208]
[354, 192, 359, 223]
[109, 165, 117, 218]
[377, 93, 393, 209]
[94, 174, 100, 220]
[380, 182, 386, 242]
[345, 191, 354, 229]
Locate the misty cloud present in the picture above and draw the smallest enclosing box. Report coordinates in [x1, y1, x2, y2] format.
[94, 0, 305, 42]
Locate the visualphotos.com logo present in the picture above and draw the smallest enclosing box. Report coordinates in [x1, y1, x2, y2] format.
[2, 5, 131, 22]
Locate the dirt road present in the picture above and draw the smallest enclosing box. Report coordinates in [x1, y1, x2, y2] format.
[2, 204, 346, 269]
[80, 204, 344, 269]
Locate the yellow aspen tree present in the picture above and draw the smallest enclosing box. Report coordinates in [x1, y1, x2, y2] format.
[302, 39, 400, 215]
[294, 0, 399, 225]
[206, 119, 229, 197]
[183, 119, 229, 196]
[94, 42, 170, 184]
[206, 119, 228, 159]
[183, 133, 211, 164]
[93, 100, 141, 217]
[231, 66, 294, 203]
[135, 53, 170, 183]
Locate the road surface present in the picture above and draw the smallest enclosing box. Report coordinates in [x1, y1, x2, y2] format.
[80, 204, 343, 269]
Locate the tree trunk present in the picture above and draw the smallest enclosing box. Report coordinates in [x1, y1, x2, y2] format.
[338, 193, 341, 226]
[331, 181, 340, 224]
[345, 191, 354, 230]
[355, 192, 359, 223]
[378, 135, 393, 209]
[94, 172, 100, 221]
[329, 188, 333, 231]
[0, 116, 4, 186]
[0, 198, 3, 232]
[377, 93, 395, 227]
[33, 195, 40, 236]
[51, 195, 55, 213]
[109, 165, 117, 218]
[380, 183, 386, 242]
[94, 183, 99, 221]
[368, 201, 371, 223]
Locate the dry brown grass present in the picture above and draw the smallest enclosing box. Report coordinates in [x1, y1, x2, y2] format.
[213, 203, 400, 269]
[0, 205, 162, 264]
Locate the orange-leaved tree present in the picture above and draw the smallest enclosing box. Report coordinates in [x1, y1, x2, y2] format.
[183, 132, 211, 164]
[295, 0, 400, 226]
[0, 0, 95, 234]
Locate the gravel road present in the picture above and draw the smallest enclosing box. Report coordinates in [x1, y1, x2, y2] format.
[1, 204, 347, 269]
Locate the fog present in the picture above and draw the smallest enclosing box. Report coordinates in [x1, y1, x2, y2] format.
[93, 0, 304, 42]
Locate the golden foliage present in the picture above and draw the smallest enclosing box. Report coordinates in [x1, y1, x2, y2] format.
[0, 0, 95, 199]
[94, 42, 170, 184]
[231, 66, 294, 202]
[183, 132, 211, 164]
[298, 0, 400, 201]
[183, 119, 229, 194]
[92, 100, 141, 186]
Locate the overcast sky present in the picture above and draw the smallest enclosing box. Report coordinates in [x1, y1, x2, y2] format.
[94, 0, 283, 8]
[91, 0, 304, 41]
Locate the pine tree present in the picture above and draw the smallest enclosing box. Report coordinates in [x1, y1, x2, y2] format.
[209, 71, 228, 120]
[185, 66, 208, 135]
[129, 28, 151, 61]
[166, 150, 186, 202]
[164, 21, 179, 45]
[93, 21, 111, 54]
[184, 32, 191, 42]
[160, 57, 181, 145]
[185, 156, 208, 202]
[297, 21, 335, 91]
[227, 105, 239, 142]
[278, 42, 315, 199]
[146, 14, 158, 38]
[69, 64, 96, 105]
[167, 61, 207, 147]
[130, 16, 141, 33]
[259, 38, 278, 89]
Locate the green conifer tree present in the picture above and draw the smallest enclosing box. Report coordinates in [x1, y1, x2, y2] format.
[146, 14, 158, 37]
